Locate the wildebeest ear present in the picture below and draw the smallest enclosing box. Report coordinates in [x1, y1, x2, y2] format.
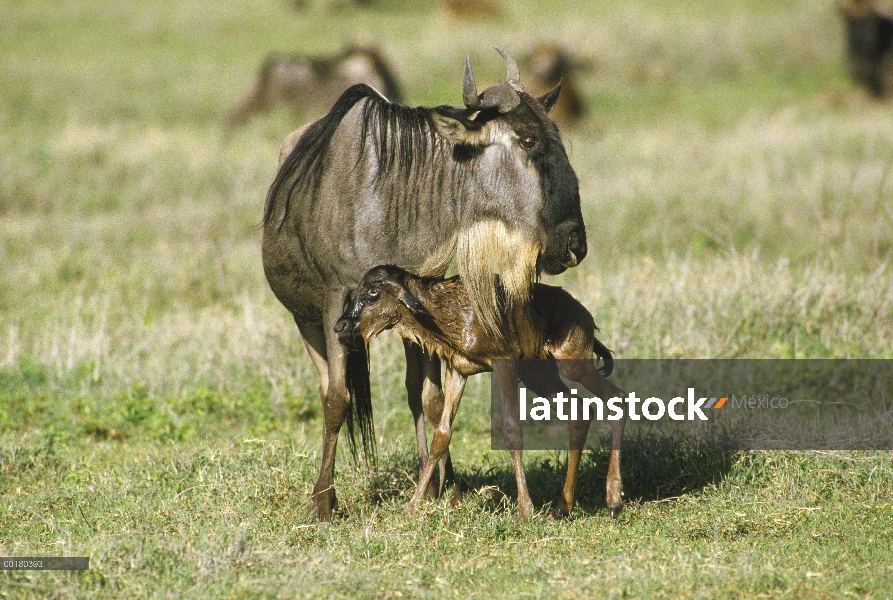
[430, 106, 486, 144]
[537, 82, 562, 115]
[396, 287, 434, 320]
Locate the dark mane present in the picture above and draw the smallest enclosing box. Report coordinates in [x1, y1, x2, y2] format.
[359, 93, 442, 190]
[263, 84, 446, 232]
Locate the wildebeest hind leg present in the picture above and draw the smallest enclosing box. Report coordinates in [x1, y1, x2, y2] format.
[296, 315, 330, 404]
[559, 360, 626, 518]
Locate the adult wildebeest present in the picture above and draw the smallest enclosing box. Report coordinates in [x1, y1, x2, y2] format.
[334, 265, 625, 519]
[262, 48, 587, 520]
[227, 45, 403, 127]
[841, 0, 893, 98]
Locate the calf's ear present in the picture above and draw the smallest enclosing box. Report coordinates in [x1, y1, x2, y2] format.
[396, 288, 434, 320]
[430, 106, 488, 145]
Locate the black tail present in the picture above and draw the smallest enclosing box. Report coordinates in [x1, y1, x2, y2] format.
[344, 344, 376, 464]
[593, 337, 614, 378]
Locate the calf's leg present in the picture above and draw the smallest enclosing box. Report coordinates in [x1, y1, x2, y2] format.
[557, 359, 627, 519]
[494, 360, 534, 519]
[407, 367, 467, 513]
[403, 341, 437, 498]
[422, 353, 461, 504]
[518, 360, 585, 518]
[404, 341, 458, 500]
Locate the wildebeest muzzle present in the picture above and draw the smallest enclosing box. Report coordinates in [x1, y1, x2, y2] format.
[334, 297, 365, 349]
[539, 220, 588, 275]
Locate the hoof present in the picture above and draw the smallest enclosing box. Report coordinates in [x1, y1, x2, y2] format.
[518, 498, 535, 521]
[309, 493, 337, 522]
[448, 485, 463, 508]
[425, 478, 439, 500]
[608, 504, 622, 519]
[551, 496, 572, 519]
[405, 499, 421, 515]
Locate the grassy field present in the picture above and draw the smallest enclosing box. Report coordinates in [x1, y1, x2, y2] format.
[1, 0, 892, 597]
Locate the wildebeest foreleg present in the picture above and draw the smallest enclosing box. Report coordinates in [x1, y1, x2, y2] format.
[406, 366, 466, 513]
[303, 297, 353, 521]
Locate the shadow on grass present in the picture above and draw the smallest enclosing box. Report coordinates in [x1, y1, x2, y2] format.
[361, 444, 736, 516]
[572, 448, 736, 512]
[361, 450, 419, 506]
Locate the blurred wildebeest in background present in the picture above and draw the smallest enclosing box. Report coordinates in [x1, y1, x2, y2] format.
[525, 42, 594, 128]
[439, 0, 506, 21]
[841, 0, 893, 98]
[297, 0, 500, 15]
[226, 45, 403, 127]
[262, 49, 587, 520]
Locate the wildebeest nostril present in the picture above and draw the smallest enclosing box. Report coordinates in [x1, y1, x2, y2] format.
[334, 319, 350, 334]
[568, 228, 587, 262]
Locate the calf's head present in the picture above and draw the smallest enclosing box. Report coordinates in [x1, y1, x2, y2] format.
[335, 266, 432, 347]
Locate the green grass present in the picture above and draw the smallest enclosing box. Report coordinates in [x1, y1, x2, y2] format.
[1, 0, 893, 597]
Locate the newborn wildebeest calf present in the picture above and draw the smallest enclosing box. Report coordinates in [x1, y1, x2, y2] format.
[335, 265, 626, 519]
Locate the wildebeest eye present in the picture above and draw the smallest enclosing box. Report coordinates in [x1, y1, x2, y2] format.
[519, 136, 537, 149]
[367, 289, 379, 299]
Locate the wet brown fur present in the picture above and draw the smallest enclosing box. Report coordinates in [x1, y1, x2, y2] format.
[337, 266, 626, 519]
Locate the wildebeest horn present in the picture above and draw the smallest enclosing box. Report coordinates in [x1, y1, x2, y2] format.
[494, 46, 521, 87]
[461, 50, 523, 113]
[463, 56, 480, 109]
